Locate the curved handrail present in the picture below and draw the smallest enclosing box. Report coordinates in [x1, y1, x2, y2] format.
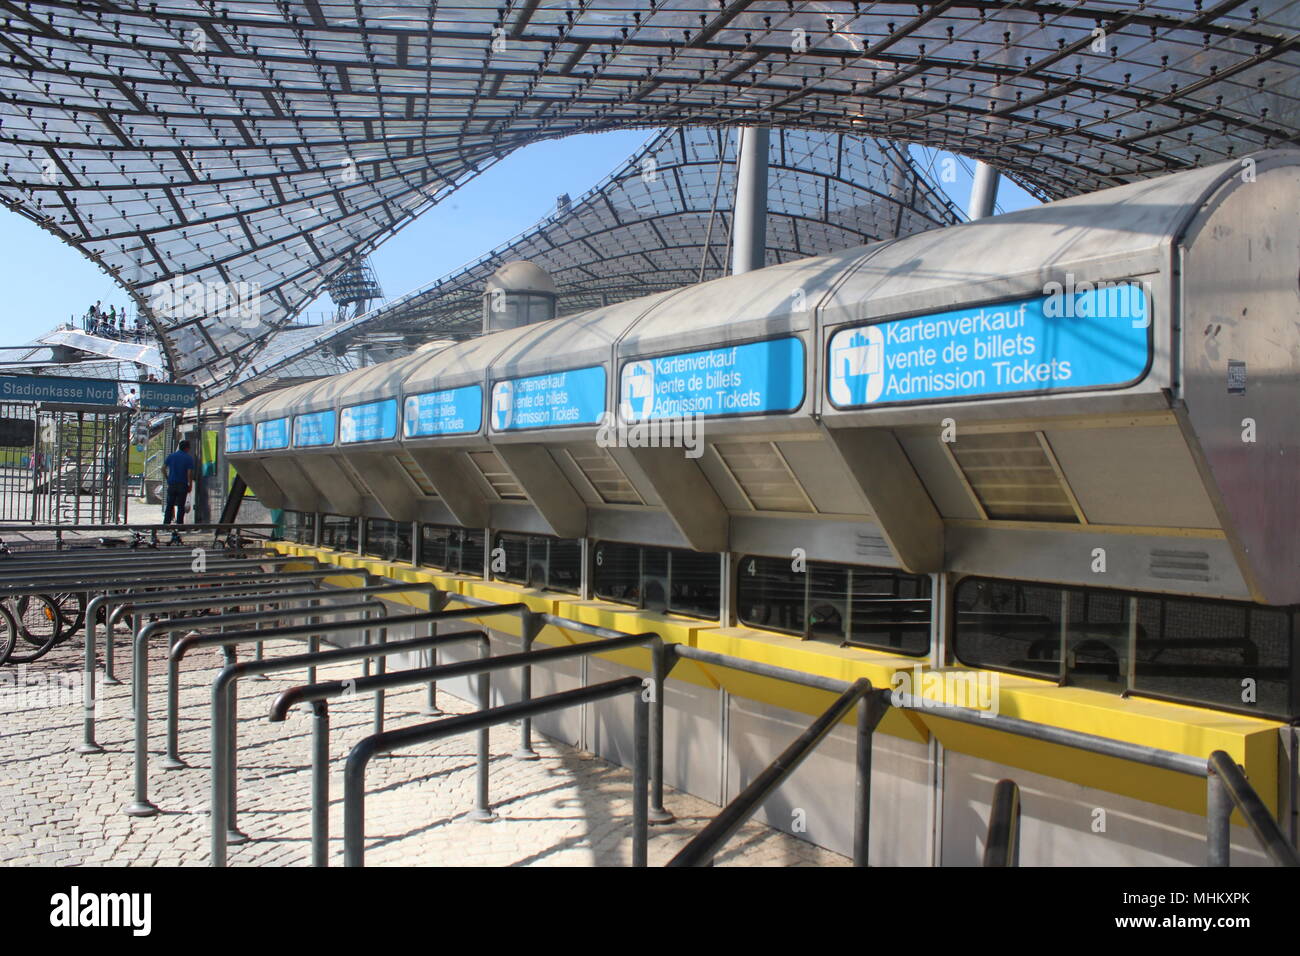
[1206, 750, 1300, 867]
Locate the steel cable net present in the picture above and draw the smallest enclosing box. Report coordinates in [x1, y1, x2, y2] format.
[232, 125, 962, 394]
[0, 1, 1295, 391]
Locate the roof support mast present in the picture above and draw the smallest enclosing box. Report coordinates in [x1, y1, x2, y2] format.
[967, 161, 1001, 220]
[731, 127, 770, 275]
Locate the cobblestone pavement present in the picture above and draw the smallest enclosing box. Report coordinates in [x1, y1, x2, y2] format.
[0, 625, 848, 867]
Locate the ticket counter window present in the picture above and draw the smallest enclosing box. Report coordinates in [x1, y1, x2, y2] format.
[363, 518, 411, 563]
[320, 514, 357, 551]
[418, 525, 485, 577]
[953, 576, 1297, 718]
[737, 555, 930, 655]
[283, 511, 315, 545]
[491, 533, 580, 594]
[592, 542, 721, 620]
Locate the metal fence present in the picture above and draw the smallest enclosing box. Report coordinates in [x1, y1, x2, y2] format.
[0, 401, 129, 524]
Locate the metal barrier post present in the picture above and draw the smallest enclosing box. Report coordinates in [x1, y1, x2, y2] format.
[983, 779, 1022, 867]
[310, 700, 329, 868]
[853, 691, 889, 867]
[513, 611, 544, 760]
[471, 632, 497, 821]
[649, 640, 675, 824]
[1207, 767, 1231, 866]
[1206, 750, 1300, 867]
[633, 690, 649, 866]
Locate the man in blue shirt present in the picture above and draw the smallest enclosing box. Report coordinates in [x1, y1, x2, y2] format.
[163, 440, 196, 525]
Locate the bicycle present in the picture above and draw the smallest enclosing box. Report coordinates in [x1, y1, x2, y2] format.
[7, 594, 63, 663]
[0, 603, 15, 666]
[0, 537, 128, 663]
[0, 538, 66, 663]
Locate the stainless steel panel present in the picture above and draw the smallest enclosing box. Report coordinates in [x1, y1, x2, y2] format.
[1046, 424, 1221, 529]
[1178, 157, 1300, 604]
[946, 525, 1251, 600]
[942, 750, 1270, 867]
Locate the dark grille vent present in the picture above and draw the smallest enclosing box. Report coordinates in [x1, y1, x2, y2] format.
[855, 530, 892, 560]
[1148, 549, 1211, 582]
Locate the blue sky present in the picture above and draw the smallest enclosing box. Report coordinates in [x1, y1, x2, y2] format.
[0, 131, 1038, 347]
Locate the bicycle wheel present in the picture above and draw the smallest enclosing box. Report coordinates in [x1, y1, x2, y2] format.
[53, 591, 85, 637]
[15, 595, 62, 646]
[0, 603, 15, 666]
[93, 604, 134, 629]
[8, 596, 63, 663]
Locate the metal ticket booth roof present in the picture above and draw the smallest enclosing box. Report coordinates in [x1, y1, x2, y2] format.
[482, 289, 687, 444]
[401, 321, 551, 399]
[613, 246, 876, 439]
[815, 157, 1259, 429]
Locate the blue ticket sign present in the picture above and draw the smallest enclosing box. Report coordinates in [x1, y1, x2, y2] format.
[293, 409, 336, 447]
[255, 417, 289, 450]
[226, 424, 253, 453]
[403, 385, 482, 438]
[619, 337, 805, 421]
[340, 398, 398, 443]
[827, 284, 1151, 408]
[139, 382, 199, 410]
[0, 374, 118, 405]
[490, 366, 606, 431]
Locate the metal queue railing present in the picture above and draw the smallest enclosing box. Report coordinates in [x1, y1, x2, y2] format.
[162, 583, 1300, 868]
[6, 537, 1294, 869]
[664, 645, 1294, 868]
[341, 677, 651, 868]
[158, 583, 439, 768]
[273, 631, 661, 867]
[0, 523, 278, 551]
[185, 604, 532, 865]
[76, 568, 376, 751]
[227, 629, 493, 867]
[667, 676, 878, 867]
[124, 589, 428, 817]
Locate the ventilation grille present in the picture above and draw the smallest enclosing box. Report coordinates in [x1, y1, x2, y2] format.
[948, 432, 1078, 523]
[566, 444, 642, 504]
[394, 449, 437, 497]
[468, 450, 525, 500]
[854, 530, 892, 561]
[1149, 549, 1212, 582]
[715, 441, 813, 513]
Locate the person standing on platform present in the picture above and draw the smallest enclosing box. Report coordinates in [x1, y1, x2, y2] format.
[163, 440, 196, 526]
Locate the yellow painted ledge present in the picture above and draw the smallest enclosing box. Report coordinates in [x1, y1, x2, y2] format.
[266, 541, 1284, 818]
